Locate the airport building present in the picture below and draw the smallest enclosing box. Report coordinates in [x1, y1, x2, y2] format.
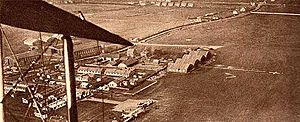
[167, 50, 212, 73]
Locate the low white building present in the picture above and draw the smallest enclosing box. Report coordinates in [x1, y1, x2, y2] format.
[104, 68, 134, 78]
[98, 85, 110, 91]
[76, 75, 89, 82]
[80, 82, 89, 89]
[187, 2, 194, 8]
[77, 66, 102, 75]
[108, 80, 121, 88]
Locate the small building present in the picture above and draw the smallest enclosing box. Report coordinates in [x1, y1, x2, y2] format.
[161, 1, 168, 6]
[108, 80, 122, 88]
[167, 2, 174, 7]
[80, 82, 89, 88]
[174, 2, 181, 7]
[155, 1, 161, 6]
[118, 58, 138, 68]
[232, 10, 239, 15]
[240, 7, 246, 12]
[153, 59, 160, 65]
[77, 66, 102, 75]
[187, 2, 194, 8]
[98, 84, 110, 91]
[76, 75, 89, 82]
[180, 2, 187, 7]
[122, 80, 129, 87]
[129, 79, 137, 86]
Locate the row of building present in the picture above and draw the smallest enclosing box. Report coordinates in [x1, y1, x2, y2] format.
[4, 35, 123, 68]
[167, 50, 212, 73]
[153, 1, 194, 7]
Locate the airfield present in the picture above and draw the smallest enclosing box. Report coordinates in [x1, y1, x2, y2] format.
[2, 0, 300, 122]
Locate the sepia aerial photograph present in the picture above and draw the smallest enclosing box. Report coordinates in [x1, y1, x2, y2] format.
[0, 0, 299, 122]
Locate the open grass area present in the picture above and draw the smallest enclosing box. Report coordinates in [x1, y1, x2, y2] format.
[2, 3, 234, 57]
[133, 7, 300, 121]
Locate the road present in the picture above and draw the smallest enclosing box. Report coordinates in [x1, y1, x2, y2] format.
[134, 43, 223, 49]
[251, 11, 300, 16]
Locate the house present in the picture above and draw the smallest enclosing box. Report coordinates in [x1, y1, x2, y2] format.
[187, 2, 194, 7]
[104, 68, 134, 78]
[180, 2, 187, 7]
[76, 75, 89, 82]
[77, 66, 102, 75]
[129, 79, 138, 86]
[108, 80, 122, 88]
[118, 58, 138, 68]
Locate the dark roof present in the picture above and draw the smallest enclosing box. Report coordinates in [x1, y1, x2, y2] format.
[120, 58, 138, 66]
[6, 50, 41, 59]
[100, 53, 120, 59]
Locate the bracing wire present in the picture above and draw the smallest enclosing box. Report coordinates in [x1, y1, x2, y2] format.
[0, 26, 45, 122]
[0, 26, 56, 101]
[0, 26, 57, 122]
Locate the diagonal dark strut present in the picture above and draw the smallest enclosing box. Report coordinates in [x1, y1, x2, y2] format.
[0, 0, 133, 46]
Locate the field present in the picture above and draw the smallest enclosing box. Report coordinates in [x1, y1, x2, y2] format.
[2, 3, 235, 56]
[133, 7, 300, 122]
